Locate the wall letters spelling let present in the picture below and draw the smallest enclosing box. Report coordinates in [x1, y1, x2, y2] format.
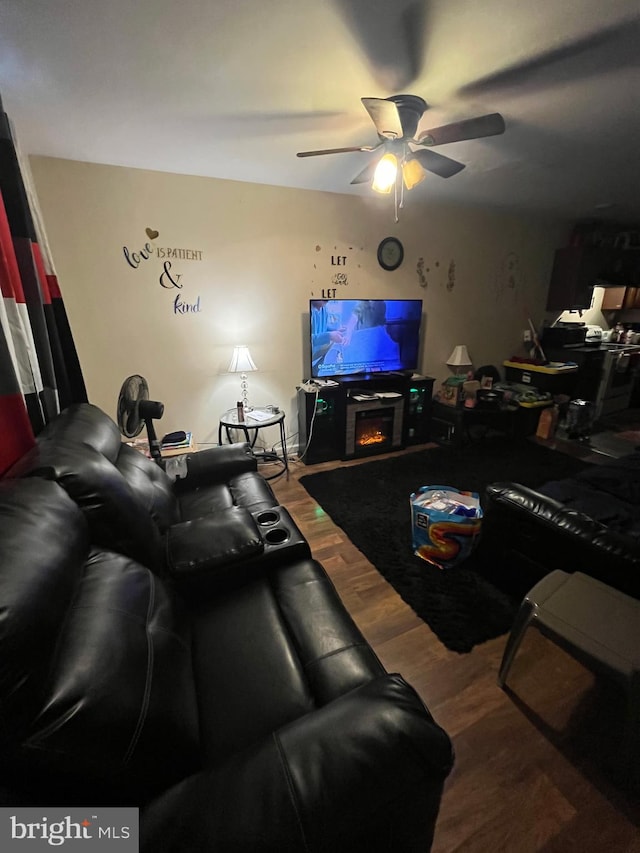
[324, 251, 349, 297]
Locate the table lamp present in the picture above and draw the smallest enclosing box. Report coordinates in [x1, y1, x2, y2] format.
[228, 345, 257, 410]
[446, 345, 473, 375]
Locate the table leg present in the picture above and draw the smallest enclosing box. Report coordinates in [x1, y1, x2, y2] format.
[279, 418, 289, 479]
[223, 424, 251, 445]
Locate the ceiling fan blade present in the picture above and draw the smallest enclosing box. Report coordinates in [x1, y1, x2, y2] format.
[297, 144, 378, 158]
[416, 113, 505, 146]
[350, 156, 383, 185]
[411, 149, 465, 179]
[361, 97, 404, 139]
[458, 19, 640, 98]
[333, 0, 427, 90]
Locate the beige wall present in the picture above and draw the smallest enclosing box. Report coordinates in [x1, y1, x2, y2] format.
[30, 156, 569, 449]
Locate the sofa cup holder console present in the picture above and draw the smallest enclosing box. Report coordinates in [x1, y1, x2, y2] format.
[167, 504, 309, 581]
[253, 506, 297, 549]
[255, 509, 279, 525]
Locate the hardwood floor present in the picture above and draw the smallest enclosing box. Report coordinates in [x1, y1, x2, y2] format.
[267, 445, 640, 853]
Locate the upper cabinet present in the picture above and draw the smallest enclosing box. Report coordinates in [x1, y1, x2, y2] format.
[546, 246, 640, 311]
[602, 285, 640, 311]
[546, 247, 611, 310]
[601, 286, 627, 310]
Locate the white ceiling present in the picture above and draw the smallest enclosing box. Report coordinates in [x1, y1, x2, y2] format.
[2, 0, 640, 222]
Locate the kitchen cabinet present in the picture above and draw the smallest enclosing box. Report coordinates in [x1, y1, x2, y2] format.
[547, 247, 609, 310]
[546, 246, 640, 311]
[623, 287, 640, 309]
[601, 286, 640, 311]
[615, 251, 640, 287]
[601, 286, 627, 310]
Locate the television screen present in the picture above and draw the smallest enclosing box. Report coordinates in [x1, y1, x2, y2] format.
[310, 298, 423, 379]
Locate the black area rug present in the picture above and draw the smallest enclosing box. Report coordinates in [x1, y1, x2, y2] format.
[300, 437, 590, 653]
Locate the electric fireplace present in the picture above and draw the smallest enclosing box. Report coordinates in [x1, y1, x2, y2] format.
[345, 399, 404, 458]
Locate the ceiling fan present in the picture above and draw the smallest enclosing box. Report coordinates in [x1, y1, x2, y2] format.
[296, 95, 505, 198]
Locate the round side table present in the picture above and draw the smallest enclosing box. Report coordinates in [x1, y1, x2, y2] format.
[218, 408, 288, 480]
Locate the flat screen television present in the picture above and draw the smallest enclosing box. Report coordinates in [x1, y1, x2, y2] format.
[310, 298, 423, 379]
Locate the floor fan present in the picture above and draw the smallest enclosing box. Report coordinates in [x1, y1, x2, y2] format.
[116, 374, 165, 464]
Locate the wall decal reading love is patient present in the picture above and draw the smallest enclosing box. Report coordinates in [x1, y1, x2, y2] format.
[122, 228, 204, 315]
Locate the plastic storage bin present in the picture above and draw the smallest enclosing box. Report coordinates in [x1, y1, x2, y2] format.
[503, 360, 578, 396]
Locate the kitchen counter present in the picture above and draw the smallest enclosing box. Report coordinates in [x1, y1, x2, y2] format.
[545, 345, 602, 355]
[547, 343, 640, 355]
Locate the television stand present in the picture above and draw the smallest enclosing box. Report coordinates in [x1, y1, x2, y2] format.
[297, 374, 434, 465]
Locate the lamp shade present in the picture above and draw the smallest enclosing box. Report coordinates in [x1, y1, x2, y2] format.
[402, 157, 426, 190]
[228, 345, 257, 374]
[446, 345, 472, 369]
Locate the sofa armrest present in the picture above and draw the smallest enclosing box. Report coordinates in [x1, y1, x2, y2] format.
[172, 443, 257, 491]
[483, 482, 640, 599]
[140, 674, 454, 853]
[166, 506, 311, 596]
[166, 507, 263, 580]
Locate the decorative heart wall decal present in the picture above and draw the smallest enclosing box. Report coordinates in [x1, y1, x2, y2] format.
[145, 227, 159, 240]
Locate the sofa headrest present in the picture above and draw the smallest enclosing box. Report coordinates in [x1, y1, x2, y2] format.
[36, 402, 123, 463]
[8, 439, 165, 570]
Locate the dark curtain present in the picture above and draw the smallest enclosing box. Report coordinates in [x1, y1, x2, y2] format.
[0, 92, 87, 474]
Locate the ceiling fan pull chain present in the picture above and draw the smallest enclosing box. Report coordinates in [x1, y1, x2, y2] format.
[399, 157, 406, 210]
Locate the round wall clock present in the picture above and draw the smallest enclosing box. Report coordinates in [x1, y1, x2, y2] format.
[377, 237, 404, 271]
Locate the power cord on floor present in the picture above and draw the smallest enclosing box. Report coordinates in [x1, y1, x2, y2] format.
[293, 386, 319, 463]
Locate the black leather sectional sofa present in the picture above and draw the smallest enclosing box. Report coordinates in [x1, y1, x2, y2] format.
[482, 450, 640, 602]
[0, 403, 454, 852]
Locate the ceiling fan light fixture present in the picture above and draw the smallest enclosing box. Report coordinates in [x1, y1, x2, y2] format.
[402, 157, 426, 190]
[371, 152, 397, 194]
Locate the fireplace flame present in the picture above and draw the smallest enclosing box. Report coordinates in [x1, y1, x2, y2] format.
[358, 428, 387, 446]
